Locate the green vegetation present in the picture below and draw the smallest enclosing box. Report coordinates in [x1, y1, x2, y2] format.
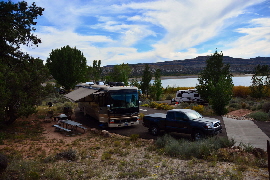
[140, 64, 152, 97]
[46, 45, 88, 90]
[250, 64, 270, 98]
[0, 1, 49, 124]
[87, 60, 102, 82]
[196, 50, 233, 115]
[247, 111, 269, 121]
[141, 101, 174, 110]
[155, 134, 267, 168]
[106, 63, 131, 85]
[150, 69, 163, 101]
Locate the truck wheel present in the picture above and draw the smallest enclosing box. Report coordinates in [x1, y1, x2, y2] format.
[191, 131, 205, 141]
[150, 126, 160, 136]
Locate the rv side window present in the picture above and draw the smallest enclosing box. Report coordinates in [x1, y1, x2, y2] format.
[194, 94, 199, 97]
[177, 93, 182, 97]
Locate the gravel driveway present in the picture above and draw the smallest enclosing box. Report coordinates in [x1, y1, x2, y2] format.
[75, 106, 227, 140]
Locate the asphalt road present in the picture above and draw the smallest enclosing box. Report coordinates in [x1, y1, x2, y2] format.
[74, 106, 226, 141]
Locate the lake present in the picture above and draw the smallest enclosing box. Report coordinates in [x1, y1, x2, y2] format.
[154, 76, 253, 88]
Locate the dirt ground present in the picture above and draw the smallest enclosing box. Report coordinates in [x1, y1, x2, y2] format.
[42, 108, 270, 142]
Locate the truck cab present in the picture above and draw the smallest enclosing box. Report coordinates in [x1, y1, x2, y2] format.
[143, 109, 222, 140]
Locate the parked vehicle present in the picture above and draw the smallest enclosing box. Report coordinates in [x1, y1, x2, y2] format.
[65, 82, 140, 128]
[143, 109, 222, 140]
[171, 89, 204, 103]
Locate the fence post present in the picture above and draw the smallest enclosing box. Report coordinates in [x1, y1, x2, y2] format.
[268, 140, 270, 180]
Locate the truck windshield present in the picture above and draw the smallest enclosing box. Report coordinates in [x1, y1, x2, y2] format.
[109, 91, 138, 109]
[186, 111, 203, 120]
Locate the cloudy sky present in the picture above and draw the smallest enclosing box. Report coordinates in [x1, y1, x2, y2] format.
[12, 0, 270, 66]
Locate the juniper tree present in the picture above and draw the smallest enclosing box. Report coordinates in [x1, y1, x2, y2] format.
[46, 45, 88, 90]
[0, 1, 49, 124]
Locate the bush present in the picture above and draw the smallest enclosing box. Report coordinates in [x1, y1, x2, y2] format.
[192, 105, 204, 114]
[247, 111, 269, 121]
[143, 101, 173, 110]
[262, 102, 270, 113]
[155, 135, 235, 159]
[233, 86, 250, 98]
[55, 149, 77, 161]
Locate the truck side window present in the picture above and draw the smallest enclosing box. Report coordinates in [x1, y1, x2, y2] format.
[175, 112, 187, 120]
[167, 112, 175, 119]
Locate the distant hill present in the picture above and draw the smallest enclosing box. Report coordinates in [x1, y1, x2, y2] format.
[102, 56, 270, 76]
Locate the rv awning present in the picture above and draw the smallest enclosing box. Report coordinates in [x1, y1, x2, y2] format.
[64, 88, 97, 102]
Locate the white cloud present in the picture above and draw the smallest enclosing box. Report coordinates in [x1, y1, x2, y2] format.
[19, 0, 269, 66]
[224, 18, 270, 58]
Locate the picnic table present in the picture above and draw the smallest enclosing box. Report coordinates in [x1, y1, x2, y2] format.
[54, 120, 87, 133]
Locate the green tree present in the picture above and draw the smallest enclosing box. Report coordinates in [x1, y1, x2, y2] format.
[88, 60, 102, 82]
[150, 69, 163, 100]
[130, 78, 141, 88]
[196, 50, 233, 115]
[0, 1, 49, 124]
[46, 45, 87, 90]
[107, 63, 131, 85]
[250, 65, 270, 98]
[140, 64, 152, 97]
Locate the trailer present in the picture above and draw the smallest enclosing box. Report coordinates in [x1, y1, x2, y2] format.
[171, 89, 204, 103]
[64, 82, 140, 128]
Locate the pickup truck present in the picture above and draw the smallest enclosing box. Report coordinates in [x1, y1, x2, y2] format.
[143, 109, 222, 140]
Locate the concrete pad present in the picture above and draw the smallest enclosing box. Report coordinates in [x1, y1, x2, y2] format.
[223, 117, 270, 150]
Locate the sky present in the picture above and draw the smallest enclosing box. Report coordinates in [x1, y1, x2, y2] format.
[10, 0, 270, 66]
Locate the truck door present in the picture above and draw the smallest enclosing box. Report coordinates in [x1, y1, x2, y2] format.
[174, 112, 190, 133]
[165, 111, 177, 131]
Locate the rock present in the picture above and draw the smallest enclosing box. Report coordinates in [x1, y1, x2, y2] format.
[0, 154, 8, 173]
[101, 130, 110, 137]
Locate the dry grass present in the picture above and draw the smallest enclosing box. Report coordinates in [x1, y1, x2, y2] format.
[0, 115, 268, 179]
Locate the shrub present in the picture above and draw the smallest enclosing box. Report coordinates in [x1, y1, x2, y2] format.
[55, 149, 77, 161]
[165, 93, 175, 100]
[233, 86, 250, 98]
[129, 134, 139, 141]
[247, 111, 269, 121]
[192, 105, 204, 114]
[0, 154, 8, 172]
[143, 101, 173, 110]
[262, 102, 270, 113]
[155, 135, 235, 159]
[101, 152, 112, 160]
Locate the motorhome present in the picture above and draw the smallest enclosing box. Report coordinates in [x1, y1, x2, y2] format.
[172, 89, 203, 103]
[65, 82, 140, 128]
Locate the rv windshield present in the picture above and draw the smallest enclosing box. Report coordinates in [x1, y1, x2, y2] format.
[109, 91, 138, 109]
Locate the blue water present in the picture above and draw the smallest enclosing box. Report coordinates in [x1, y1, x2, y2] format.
[155, 76, 253, 88]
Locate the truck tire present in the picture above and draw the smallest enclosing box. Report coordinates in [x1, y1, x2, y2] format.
[149, 126, 160, 136]
[191, 130, 205, 141]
